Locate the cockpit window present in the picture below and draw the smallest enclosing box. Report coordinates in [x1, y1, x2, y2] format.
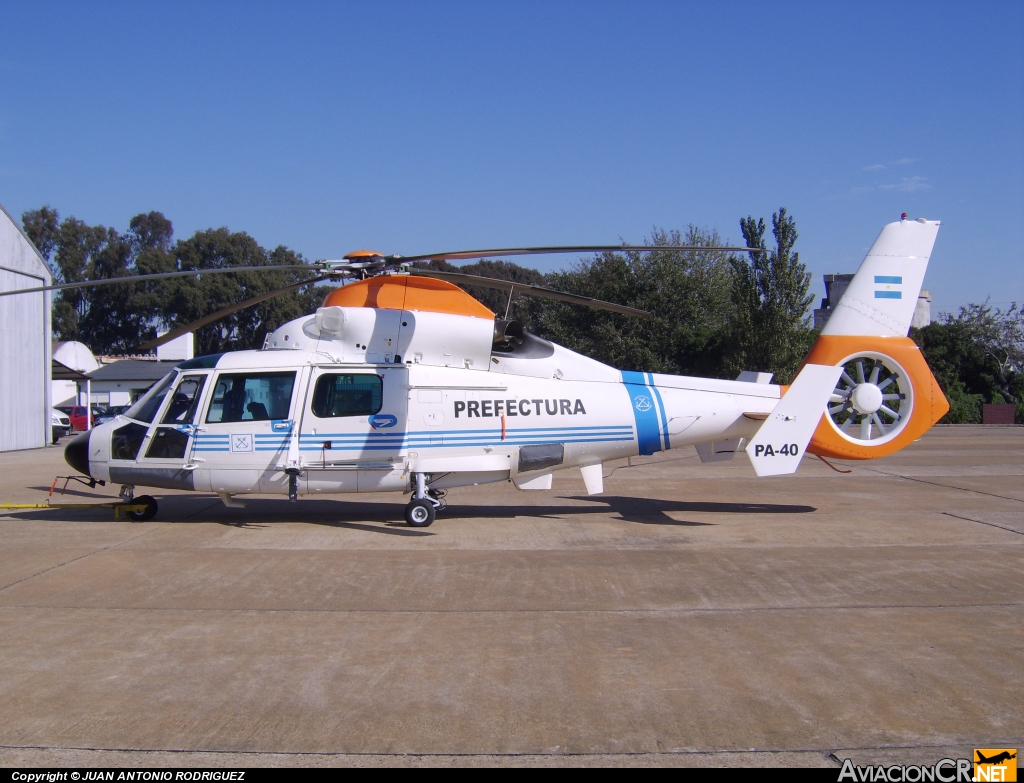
[161, 375, 207, 425]
[123, 373, 176, 424]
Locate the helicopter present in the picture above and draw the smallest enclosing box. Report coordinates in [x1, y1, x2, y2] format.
[3, 218, 948, 526]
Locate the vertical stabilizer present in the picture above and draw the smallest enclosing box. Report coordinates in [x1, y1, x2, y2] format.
[822, 218, 940, 337]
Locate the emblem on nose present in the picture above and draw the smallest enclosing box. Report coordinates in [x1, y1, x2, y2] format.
[633, 395, 652, 412]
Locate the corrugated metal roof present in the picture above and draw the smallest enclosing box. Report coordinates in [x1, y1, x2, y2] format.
[89, 360, 179, 382]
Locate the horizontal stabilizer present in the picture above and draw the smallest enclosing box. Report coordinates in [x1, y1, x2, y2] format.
[747, 364, 844, 476]
[736, 371, 774, 384]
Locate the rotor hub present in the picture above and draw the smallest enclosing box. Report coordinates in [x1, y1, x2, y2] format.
[850, 383, 883, 414]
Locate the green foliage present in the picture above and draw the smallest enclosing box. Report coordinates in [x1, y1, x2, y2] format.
[913, 301, 1024, 423]
[22, 206, 322, 355]
[416, 258, 546, 325]
[535, 227, 736, 377]
[168, 229, 317, 355]
[727, 208, 815, 383]
[22, 206, 60, 268]
[23, 206, 156, 349]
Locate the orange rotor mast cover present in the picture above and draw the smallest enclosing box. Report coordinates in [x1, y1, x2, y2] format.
[322, 275, 495, 320]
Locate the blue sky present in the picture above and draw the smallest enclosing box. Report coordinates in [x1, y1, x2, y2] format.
[1, 1, 1021, 315]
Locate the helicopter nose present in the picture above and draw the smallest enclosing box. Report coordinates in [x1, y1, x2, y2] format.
[64, 430, 92, 477]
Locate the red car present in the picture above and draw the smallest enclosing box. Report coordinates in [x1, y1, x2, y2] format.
[56, 405, 102, 431]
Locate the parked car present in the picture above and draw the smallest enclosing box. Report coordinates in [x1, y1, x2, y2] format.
[56, 405, 93, 431]
[93, 405, 130, 425]
[51, 409, 71, 444]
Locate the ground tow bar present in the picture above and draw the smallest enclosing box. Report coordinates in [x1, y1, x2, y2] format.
[0, 499, 153, 520]
[1, 476, 157, 520]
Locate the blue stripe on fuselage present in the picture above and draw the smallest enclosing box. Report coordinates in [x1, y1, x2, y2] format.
[647, 372, 670, 451]
[622, 370, 662, 455]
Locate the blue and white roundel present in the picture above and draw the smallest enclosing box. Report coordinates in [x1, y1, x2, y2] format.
[633, 395, 652, 412]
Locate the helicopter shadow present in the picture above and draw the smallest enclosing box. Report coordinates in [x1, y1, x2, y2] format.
[562, 495, 816, 525]
[186, 494, 815, 528]
[5, 494, 815, 532]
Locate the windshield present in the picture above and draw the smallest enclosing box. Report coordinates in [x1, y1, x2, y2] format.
[123, 372, 177, 423]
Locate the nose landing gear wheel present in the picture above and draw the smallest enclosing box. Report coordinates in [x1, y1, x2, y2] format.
[128, 495, 158, 522]
[405, 499, 436, 527]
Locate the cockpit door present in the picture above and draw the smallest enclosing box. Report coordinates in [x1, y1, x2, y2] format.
[139, 373, 209, 467]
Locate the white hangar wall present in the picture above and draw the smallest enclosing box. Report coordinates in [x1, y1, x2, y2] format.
[0, 203, 52, 452]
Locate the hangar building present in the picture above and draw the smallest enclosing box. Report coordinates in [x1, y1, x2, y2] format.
[0, 203, 52, 452]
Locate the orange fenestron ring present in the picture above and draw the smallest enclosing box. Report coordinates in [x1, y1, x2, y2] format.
[801, 335, 949, 460]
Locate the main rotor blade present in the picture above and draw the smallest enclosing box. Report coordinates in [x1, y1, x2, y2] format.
[0, 264, 316, 298]
[396, 244, 757, 263]
[135, 276, 329, 352]
[409, 269, 649, 317]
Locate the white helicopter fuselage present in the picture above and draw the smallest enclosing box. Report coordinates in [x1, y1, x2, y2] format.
[78, 302, 779, 501]
[64, 218, 951, 525]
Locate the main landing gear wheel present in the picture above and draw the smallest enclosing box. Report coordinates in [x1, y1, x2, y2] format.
[128, 495, 158, 522]
[827, 353, 913, 445]
[405, 499, 436, 527]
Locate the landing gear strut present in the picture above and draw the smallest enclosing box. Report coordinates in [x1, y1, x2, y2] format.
[120, 485, 158, 521]
[285, 468, 301, 502]
[404, 473, 444, 527]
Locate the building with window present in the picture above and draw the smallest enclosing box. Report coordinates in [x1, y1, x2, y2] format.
[88, 360, 181, 408]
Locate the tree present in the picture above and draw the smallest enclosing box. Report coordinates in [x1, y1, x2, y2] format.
[536, 226, 737, 377]
[728, 207, 815, 383]
[414, 258, 547, 327]
[22, 206, 324, 356]
[166, 228, 322, 355]
[21, 206, 60, 272]
[913, 301, 1024, 423]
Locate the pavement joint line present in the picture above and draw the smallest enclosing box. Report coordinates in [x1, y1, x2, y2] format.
[175, 499, 227, 523]
[941, 511, 1024, 537]
[0, 742, 1013, 759]
[856, 466, 1024, 504]
[0, 525, 160, 594]
[2, 602, 1021, 614]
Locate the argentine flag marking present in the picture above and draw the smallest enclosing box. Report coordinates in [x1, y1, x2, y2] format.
[874, 275, 902, 299]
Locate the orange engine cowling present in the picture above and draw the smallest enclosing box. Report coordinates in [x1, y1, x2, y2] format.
[802, 335, 949, 460]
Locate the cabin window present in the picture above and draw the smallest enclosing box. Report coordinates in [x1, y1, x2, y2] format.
[206, 372, 296, 423]
[311, 374, 383, 418]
